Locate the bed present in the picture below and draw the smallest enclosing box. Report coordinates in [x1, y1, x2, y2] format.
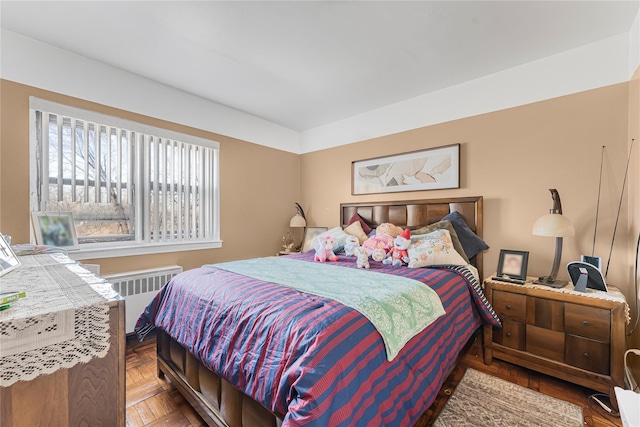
[136, 196, 500, 427]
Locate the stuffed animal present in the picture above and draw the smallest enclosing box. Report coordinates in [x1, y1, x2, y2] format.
[362, 222, 404, 256]
[344, 235, 360, 256]
[375, 222, 403, 238]
[314, 235, 338, 263]
[383, 228, 411, 267]
[371, 248, 387, 262]
[353, 247, 370, 269]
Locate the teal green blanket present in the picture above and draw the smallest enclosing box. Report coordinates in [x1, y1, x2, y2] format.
[210, 257, 445, 361]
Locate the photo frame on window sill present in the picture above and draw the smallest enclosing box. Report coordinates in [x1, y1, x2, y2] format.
[496, 249, 529, 281]
[31, 211, 79, 250]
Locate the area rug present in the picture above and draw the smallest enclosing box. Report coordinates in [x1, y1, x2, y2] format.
[433, 368, 583, 427]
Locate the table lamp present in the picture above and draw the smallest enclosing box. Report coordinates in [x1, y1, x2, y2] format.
[532, 189, 575, 287]
[289, 203, 306, 251]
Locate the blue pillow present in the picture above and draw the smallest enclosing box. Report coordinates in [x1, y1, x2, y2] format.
[441, 211, 489, 259]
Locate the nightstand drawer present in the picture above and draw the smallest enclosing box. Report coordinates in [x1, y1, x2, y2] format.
[565, 334, 610, 375]
[565, 303, 610, 343]
[493, 291, 526, 322]
[493, 318, 525, 350]
[526, 325, 564, 362]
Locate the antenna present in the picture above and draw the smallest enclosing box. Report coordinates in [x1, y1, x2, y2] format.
[591, 146, 605, 256]
[605, 138, 635, 278]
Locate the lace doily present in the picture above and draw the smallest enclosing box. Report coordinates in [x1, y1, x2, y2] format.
[0, 254, 113, 387]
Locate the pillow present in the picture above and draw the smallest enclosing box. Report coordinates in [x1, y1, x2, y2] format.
[347, 213, 372, 235]
[343, 221, 369, 245]
[407, 229, 468, 268]
[411, 220, 469, 264]
[441, 211, 489, 259]
[314, 227, 349, 253]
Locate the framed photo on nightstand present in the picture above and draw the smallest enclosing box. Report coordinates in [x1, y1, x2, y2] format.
[496, 249, 529, 281]
[301, 227, 328, 253]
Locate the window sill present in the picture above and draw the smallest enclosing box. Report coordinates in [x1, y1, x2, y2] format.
[67, 240, 223, 261]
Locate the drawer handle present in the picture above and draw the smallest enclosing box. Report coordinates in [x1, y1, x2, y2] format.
[582, 320, 590, 326]
[506, 305, 512, 310]
[506, 332, 511, 338]
[583, 352, 590, 359]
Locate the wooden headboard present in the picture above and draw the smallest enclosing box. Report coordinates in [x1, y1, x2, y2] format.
[340, 196, 484, 279]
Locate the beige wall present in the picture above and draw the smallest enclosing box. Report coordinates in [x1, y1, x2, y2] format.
[0, 80, 300, 274]
[301, 83, 631, 296]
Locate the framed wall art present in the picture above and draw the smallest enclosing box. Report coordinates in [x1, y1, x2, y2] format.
[31, 212, 79, 250]
[352, 144, 460, 195]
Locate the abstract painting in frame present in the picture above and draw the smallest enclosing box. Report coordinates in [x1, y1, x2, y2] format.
[31, 211, 79, 250]
[352, 144, 460, 195]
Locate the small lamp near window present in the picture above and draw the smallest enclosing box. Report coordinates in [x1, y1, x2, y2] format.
[532, 189, 575, 287]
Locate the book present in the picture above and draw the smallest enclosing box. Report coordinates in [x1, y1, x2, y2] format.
[0, 291, 26, 305]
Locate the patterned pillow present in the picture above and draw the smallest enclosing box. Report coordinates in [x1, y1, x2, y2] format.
[408, 229, 468, 268]
[314, 227, 349, 252]
[343, 221, 369, 245]
[411, 220, 469, 263]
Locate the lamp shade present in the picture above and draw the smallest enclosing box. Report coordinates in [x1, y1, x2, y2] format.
[532, 213, 575, 237]
[289, 214, 306, 228]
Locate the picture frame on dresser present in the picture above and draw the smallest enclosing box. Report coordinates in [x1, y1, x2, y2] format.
[0, 234, 20, 277]
[496, 249, 529, 280]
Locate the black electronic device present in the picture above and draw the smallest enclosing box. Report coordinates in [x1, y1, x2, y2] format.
[567, 261, 607, 292]
[581, 255, 603, 271]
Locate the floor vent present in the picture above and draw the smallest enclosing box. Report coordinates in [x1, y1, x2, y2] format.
[104, 265, 183, 333]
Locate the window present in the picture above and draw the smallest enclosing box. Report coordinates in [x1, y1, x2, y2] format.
[29, 98, 220, 258]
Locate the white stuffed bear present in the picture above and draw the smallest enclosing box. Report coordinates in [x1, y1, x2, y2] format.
[344, 235, 360, 256]
[353, 247, 370, 269]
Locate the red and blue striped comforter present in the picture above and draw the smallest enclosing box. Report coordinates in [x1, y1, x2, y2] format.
[136, 253, 500, 426]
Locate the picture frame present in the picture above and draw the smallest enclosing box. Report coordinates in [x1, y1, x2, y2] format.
[352, 143, 460, 195]
[31, 212, 79, 250]
[0, 234, 20, 277]
[301, 227, 328, 253]
[496, 249, 529, 281]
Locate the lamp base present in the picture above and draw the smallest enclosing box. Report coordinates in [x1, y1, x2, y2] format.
[534, 276, 568, 288]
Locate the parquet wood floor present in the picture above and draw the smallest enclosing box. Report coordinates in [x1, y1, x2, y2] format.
[125, 332, 622, 427]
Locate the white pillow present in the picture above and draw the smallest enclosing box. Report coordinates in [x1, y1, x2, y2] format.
[313, 227, 349, 252]
[408, 229, 468, 268]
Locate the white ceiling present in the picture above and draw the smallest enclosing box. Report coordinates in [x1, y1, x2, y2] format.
[1, 1, 638, 132]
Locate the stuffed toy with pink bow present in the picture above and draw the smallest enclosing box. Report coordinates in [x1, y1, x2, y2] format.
[314, 234, 338, 262]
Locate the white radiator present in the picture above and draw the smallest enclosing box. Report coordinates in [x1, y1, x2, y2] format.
[104, 265, 183, 333]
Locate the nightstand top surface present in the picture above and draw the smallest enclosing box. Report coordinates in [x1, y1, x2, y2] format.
[484, 274, 629, 324]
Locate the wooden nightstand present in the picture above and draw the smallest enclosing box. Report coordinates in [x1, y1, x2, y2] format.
[483, 276, 627, 404]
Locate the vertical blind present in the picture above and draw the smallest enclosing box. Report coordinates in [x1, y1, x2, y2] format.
[31, 99, 220, 247]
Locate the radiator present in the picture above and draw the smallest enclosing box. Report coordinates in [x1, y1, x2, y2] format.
[104, 265, 183, 333]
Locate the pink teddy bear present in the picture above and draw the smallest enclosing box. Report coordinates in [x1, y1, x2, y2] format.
[314, 235, 338, 262]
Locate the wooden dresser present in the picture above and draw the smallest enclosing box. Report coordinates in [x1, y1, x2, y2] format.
[483, 277, 627, 403]
[0, 254, 125, 427]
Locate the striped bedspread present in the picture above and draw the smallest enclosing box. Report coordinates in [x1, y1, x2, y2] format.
[136, 253, 500, 427]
